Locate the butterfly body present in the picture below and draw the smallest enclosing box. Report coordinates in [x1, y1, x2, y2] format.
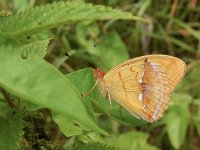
[93, 69, 108, 98]
[93, 55, 186, 123]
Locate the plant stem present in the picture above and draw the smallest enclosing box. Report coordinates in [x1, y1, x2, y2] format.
[0, 88, 14, 108]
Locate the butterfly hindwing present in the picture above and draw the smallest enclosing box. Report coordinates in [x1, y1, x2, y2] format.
[103, 55, 186, 122]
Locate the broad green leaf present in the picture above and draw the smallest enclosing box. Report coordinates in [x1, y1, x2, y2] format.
[66, 68, 146, 127]
[0, 45, 107, 136]
[164, 94, 190, 149]
[0, 1, 143, 38]
[21, 39, 50, 58]
[106, 131, 158, 150]
[98, 31, 129, 71]
[0, 109, 23, 150]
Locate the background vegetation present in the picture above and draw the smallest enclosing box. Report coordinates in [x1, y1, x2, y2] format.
[0, 0, 199, 149]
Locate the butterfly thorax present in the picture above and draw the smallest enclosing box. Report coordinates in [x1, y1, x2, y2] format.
[93, 69, 108, 98]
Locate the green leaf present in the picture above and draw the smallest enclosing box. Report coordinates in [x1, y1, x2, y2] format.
[74, 142, 119, 150]
[52, 111, 82, 137]
[14, 0, 33, 12]
[66, 68, 146, 127]
[143, 31, 196, 53]
[0, 45, 107, 136]
[164, 94, 190, 149]
[21, 100, 83, 137]
[156, 13, 200, 40]
[194, 99, 200, 136]
[181, 65, 200, 97]
[0, 109, 23, 150]
[77, 132, 105, 143]
[21, 39, 50, 58]
[106, 131, 158, 150]
[0, 1, 143, 38]
[0, 100, 10, 117]
[76, 22, 100, 55]
[98, 31, 129, 71]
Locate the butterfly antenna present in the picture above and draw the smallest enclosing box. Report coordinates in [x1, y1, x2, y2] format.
[94, 44, 100, 69]
[65, 51, 88, 67]
[81, 43, 100, 98]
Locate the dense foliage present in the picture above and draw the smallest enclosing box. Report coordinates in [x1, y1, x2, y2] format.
[0, 0, 199, 149]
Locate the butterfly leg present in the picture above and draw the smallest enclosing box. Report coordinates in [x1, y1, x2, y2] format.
[107, 90, 112, 117]
[119, 106, 125, 121]
[82, 80, 99, 97]
[95, 92, 100, 102]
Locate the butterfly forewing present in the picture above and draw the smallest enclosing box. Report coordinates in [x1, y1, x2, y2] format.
[102, 55, 186, 122]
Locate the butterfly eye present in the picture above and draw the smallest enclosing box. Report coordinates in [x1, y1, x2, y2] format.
[93, 69, 105, 79]
[93, 69, 100, 79]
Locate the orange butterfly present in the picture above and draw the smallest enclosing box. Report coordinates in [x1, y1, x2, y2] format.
[93, 55, 186, 123]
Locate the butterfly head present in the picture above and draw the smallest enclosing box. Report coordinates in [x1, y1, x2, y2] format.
[93, 69, 105, 80]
